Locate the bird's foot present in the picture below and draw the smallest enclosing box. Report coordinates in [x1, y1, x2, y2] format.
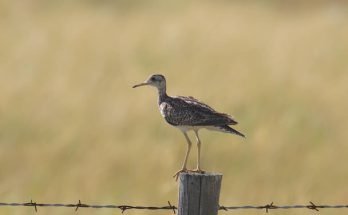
[190, 168, 205, 174]
[173, 168, 189, 181]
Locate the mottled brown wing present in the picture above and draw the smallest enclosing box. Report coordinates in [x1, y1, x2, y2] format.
[161, 96, 237, 126]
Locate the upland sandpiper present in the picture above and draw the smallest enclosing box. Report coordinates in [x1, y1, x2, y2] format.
[133, 74, 245, 180]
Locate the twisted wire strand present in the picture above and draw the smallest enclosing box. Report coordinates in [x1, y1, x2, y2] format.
[0, 201, 347, 213]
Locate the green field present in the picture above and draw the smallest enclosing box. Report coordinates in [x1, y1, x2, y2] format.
[1, 1, 348, 214]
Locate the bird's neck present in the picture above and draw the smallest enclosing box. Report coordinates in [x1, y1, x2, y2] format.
[157, 86, 167, 102]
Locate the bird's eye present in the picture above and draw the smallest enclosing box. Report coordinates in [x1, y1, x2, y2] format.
[150, 77, 156, 81]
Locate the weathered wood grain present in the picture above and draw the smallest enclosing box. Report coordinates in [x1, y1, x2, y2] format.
[178, 172, 222, 215]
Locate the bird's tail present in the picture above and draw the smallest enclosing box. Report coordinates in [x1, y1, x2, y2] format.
[211, 125, 246, 138]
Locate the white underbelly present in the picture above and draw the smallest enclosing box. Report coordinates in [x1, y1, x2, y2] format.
[175, 125, 224, 133]
[175, 125, 210, 132]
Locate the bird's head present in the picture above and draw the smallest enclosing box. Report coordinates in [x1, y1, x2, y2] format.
[133, 74, 166, 90]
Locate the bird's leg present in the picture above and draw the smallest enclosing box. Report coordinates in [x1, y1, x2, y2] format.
[192, 130, 205, 174]
[173, 132, 192, 181]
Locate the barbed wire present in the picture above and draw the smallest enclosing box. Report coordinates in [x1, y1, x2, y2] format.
[218, 202, 348, 212]
[0, 200, 348, 213]
[0, 200, 177, 213]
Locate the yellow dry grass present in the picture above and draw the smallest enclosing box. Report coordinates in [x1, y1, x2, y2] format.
[1, 1, 348, 214]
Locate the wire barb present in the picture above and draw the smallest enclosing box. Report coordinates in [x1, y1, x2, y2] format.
[168, 201, 176, 214]
[308, 201, 319, 211]
[75, 200, 81, 211]
[219, 205, 228, 211]
[263, 202, 276, 213]
[119, 205, 129, 213]
[24, 200, 37, 212]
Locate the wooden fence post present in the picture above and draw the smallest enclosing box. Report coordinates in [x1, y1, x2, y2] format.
[178, 172, 222, 215]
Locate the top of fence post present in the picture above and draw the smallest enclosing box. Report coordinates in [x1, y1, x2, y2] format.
[178, 172, 223, 215]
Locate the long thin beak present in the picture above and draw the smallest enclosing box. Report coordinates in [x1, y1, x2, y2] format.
[132, 82, 150, 88]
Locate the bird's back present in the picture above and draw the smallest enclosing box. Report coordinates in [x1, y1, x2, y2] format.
[159, 95, 237, 127]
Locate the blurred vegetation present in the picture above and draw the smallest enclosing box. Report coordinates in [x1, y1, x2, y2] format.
[1, 0, 348, 214]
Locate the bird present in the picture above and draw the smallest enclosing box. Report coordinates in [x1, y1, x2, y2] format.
[133, 74, 245, 180]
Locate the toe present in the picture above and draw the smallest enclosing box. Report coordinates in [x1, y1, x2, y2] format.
[173, 168, 188, 181]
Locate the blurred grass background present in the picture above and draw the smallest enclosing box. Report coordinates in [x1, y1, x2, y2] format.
[1, 0, 348, 214]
